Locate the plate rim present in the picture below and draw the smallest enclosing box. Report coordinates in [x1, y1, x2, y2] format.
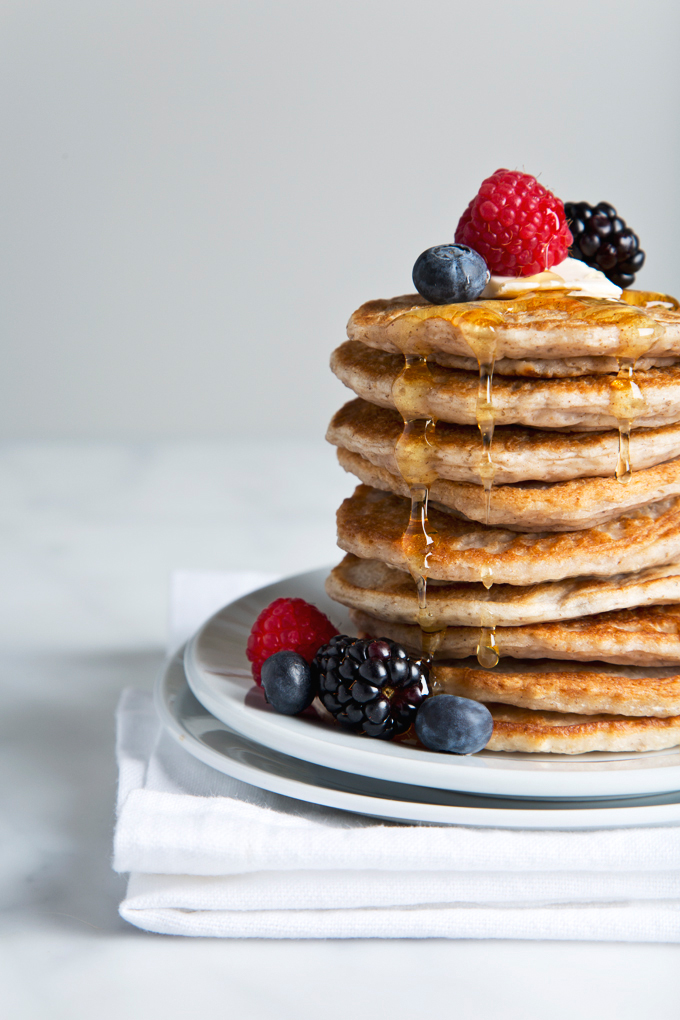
[183, 567, 680, 800]
[156, 652, 680, 829]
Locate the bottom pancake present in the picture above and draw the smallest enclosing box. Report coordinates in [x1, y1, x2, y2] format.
[484, 704, 680, 753]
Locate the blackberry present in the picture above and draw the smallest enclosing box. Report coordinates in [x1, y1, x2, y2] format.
[312, 635, 429, 740]
[564, 201, 645, 289]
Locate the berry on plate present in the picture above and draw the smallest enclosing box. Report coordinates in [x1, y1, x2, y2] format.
[313, 635, 429, 740]
[415, 694, 493, 754]
[246, 597, 338, 685]
[412, 244, 489, 304]
[564, 200, 645, 289]
[260, 650, 316, 715]
[455, 169, 572, 277]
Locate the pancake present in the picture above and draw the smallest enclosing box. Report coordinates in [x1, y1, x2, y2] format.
[349, 603, 680, 667]
[336, 446, 680, 532]
[429, 659, 680, 717]
[483, 704, 680, 754]
[422, 353, 680, 377]
[327, 554, 680, 627]
[331, 341, 680, 431]
[337, 485, 680, 585]
[327, 398, 680, 484]
[347, 291, 680, 362]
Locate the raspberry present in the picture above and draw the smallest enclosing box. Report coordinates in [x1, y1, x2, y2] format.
[246, 598, 338, 685]
[455, 169, 572, 277]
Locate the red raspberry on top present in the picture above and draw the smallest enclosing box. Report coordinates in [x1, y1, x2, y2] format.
[455, 169, 572, 277]
[246, 597, 338, 685]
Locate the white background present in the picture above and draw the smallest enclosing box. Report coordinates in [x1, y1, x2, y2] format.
[1, 0, 679, 441]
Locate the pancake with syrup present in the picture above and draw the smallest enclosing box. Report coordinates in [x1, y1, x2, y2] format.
[335, 445, 680, 532]
[327, 554, 680, 628]
[331, 340, 680, 431]
[483, 705, 680, 754]
[349, 604, 680, 667]
[337, 485, 680, 585]
[328, 398, 680, 485]
[347, 291, 680, 362]
[322, 175, 680, 753]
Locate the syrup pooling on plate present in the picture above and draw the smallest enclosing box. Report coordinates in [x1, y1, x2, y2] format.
[391, 355, 445, 658]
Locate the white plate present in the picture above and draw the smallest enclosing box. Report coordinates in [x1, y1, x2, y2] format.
[157, 650, 680, 828]
[184, 568, 680, 800]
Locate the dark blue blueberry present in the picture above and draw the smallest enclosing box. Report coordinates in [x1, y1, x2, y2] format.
[260, 651, 316, 716]
[415, 695, 493, 754]
[412, 244, 489, 304]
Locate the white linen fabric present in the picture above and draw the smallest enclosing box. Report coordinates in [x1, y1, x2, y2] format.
[114, 570, 680, 940]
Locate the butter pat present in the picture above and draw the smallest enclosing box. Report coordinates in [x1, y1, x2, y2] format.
[481, 257, 622, 301]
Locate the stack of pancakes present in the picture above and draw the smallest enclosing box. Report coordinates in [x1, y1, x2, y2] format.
[324, 289, 680, 753]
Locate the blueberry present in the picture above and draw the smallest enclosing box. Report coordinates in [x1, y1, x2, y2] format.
[260, 651, 316, 715]
[412, 244, 489, 304]
[415, 694, 493, 754]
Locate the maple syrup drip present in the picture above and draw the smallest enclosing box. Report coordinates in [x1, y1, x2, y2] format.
[476, 627, 499, 669]
[476, 603, 498, 669]
[420, 626, 444, 659]
[475, 566, 497, 667]
[610, 356, 647, 484]
[477, 358, 496, 524]
[402, 483, 433, 602]
[391, 356, 446, 660]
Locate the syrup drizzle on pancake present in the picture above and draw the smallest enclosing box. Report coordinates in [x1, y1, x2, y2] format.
[391, 355, 444, 658]
[386, 290, 671, 669]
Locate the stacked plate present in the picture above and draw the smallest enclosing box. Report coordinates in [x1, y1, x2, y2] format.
[155, 569, 680, 829]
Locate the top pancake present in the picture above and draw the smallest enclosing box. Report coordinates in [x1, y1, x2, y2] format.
[347, 291, 680, 362]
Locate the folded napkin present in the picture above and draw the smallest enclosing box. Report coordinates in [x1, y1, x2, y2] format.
[114, 570, 680, 940]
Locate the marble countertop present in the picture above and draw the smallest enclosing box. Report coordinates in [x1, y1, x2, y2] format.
[2, 441, 679, 1019]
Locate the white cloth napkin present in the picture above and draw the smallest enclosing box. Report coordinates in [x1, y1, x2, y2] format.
[114, 570, 680, 940]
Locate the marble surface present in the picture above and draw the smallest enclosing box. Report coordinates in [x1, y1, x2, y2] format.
[2, 441, 680, 1019]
